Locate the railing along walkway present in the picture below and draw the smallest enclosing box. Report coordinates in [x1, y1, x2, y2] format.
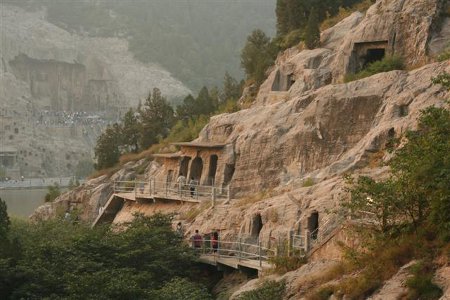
[113, 179, 231, 204]
[193, 239, 275, 271]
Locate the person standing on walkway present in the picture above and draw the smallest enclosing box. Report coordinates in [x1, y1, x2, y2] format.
[192, 230, 203, 249]
[189, 177, 196, 197]
[176, 173, 186, 196]
[212, 230, 219, 253]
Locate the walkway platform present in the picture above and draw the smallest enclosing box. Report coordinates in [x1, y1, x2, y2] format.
[199, 254, 271, 271]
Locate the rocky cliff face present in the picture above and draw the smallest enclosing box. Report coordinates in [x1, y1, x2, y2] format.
[32, 0, 450, 297]
[0, 5, 191, 177]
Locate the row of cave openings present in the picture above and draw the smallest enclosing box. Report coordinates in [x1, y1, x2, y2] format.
[249, 211, 320, 240]
[167, 155, 235, 186]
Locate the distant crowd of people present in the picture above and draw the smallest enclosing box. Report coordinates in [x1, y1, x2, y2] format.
[34, 111, 111, 127]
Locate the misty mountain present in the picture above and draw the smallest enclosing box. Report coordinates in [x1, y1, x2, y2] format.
[8, 0, 276, 90]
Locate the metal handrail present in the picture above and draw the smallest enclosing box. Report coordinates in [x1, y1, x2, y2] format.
[113, 179, 230, 202]
[191, 238, 275, 266]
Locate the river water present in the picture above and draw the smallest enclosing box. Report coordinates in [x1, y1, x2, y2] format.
[0, 189, 47, 218]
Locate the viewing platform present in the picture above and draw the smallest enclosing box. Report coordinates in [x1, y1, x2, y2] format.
[92, 179, 230, 227]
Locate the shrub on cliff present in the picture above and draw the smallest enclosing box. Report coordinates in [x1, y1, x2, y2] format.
[345, 56, 405, 82]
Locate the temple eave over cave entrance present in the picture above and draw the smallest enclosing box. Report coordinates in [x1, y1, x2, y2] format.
[154, 142, 233, 188]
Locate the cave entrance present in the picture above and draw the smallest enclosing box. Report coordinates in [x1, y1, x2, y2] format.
[348, 40, 389, 74]
[189, 157, 203, 182]
[308, 212, 319, 240]
[364, 48, 386, 67]
[271, 70, 294, 92]
[251, 213, 263, 238]
[223, 163, 235, 186]
[179, 156, 191, 177]
[207, 155, 218, 185]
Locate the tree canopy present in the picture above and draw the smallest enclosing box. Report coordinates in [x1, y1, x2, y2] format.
[0, 214, 213, 299]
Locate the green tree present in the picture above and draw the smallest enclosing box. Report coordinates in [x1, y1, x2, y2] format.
[304, 7, 321, 49]
[222, 72, 241, 102]
[4, 214, 203, 299]
[44, 183, 61, 203]
[140, 88, 175, 149]
[276, 0, 289, 36]
[121, 108, 141, 153]
[94, 123, 122, 169]
[241, 29, 277, 86]
[0, 198, 10, 241]
[344, 70, 450, 239]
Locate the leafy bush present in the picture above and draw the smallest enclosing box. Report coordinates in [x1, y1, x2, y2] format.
[236, 280, 285, 300]
[406, 261, 443, 300]
[44, 183, 61, 202]
[345, 56, 405, 82]
[152, 277, 213, 300]
[269, 252, 306, 274]
[437, 50, 450, 62]
[302, 177, 315, 187]
[432, 72, 450, 89]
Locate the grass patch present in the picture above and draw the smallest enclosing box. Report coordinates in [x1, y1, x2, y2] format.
[345, 56, 404, 82]
[302, 177, 315, 187]
[269, 251, 307, 274]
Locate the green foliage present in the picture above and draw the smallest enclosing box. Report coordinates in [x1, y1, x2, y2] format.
[0, 214, 206, 299]
[241, 29, 278, 86]
[164, 116, 210, 145]
[152, 277, 213, 300]
[344, 105, 450, 238]
[269, 251, 307, 274]
[275, 0, 368, 50]
[176, 87, 218, 119]
[437, 49, 450, 62]
[305, 8, 321, 49]
[121, 108, 140, 153]
[94, 123, 122, 170]
[345, 56, 405, 82]
[406, 261, 443, 300]
[237, 280, 286, 300]
[0, 198, 10, 241]
[431, 72, 450, 89]
[302, 177, 315, 187]
[140, 88, 175, 149]
[44, 183, 61, 203]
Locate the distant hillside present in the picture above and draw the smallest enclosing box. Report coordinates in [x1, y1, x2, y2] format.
[7, 0, 276, 90]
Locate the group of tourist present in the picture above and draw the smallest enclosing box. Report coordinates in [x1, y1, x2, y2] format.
[176, 173, 198, 197]
[191, 229, 219, 252]
[176, 222, 219, 252]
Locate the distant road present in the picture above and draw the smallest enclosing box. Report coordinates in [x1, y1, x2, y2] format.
[0, 177, 85, 190]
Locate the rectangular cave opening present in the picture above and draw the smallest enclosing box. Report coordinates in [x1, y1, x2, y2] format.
[364, 48, 386, 67]
[348, 40, 389, 74]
